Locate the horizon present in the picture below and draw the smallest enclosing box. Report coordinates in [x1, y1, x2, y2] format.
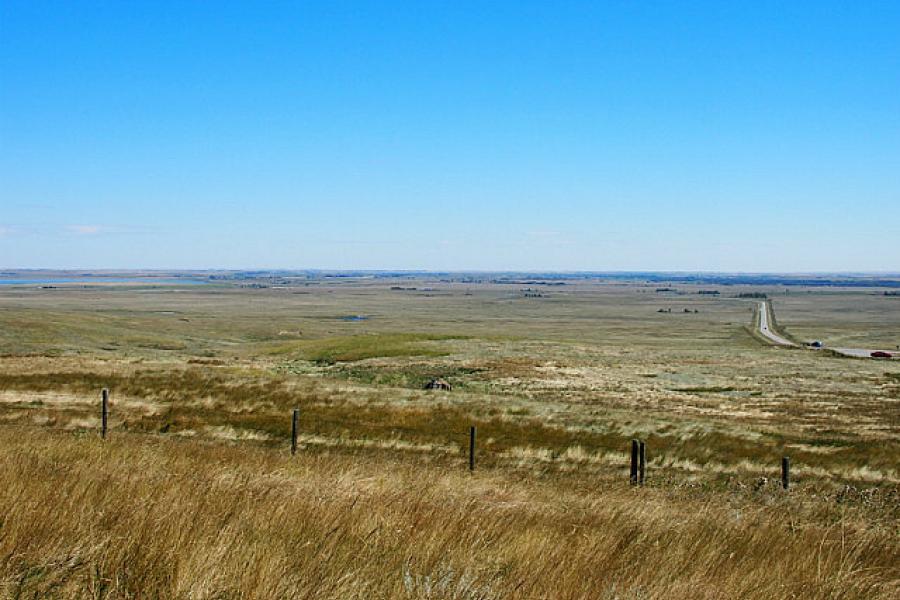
[2, 2, 899, 271]
[3, 267, 900, 278]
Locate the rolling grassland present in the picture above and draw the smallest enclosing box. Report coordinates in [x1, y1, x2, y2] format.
[0, 279, 897, 598]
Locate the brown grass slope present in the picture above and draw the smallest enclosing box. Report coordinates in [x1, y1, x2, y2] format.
[1, 427, 897, 599]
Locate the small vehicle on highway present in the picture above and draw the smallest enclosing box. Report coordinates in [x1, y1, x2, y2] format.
[870, 351, 892, 359]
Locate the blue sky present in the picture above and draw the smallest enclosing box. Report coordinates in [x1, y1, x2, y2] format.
[1, 1, 898, 271]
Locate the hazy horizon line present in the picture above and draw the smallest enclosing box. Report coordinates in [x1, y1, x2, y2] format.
[3, 268, 900, 277]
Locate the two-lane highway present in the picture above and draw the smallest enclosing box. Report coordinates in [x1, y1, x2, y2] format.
[756, 301, 796, 347]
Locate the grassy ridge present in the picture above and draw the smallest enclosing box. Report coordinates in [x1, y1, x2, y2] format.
[0, 363, 897, 482]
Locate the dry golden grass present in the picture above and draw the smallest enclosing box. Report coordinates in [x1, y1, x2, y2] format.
[0, 353, 896, 485]
[1, 426, 897, 599]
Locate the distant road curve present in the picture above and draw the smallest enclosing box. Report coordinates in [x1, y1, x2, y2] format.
[756, 301, 898, 359]
[830, 347, 899, 359]
[756, 301, 796, 347]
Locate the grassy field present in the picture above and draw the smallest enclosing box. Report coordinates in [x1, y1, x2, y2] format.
[0, 277, 898, 598]
[770, 291, 900, 348]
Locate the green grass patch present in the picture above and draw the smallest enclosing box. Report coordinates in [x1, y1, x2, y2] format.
[670, 386, 738, 394]
[270, 333, 467, 364]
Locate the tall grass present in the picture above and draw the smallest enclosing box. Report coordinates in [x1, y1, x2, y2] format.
[1, 427, 896, 599]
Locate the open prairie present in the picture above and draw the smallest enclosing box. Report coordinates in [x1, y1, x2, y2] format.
[0, 275, 898, 598]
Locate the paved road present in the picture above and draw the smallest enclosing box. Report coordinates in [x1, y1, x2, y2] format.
[831, 347, 898, 359]
[756, 302, 796, 347]
[756, 301, 897, 359]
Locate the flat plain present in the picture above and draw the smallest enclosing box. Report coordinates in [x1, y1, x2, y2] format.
[0, 275, 898, 598]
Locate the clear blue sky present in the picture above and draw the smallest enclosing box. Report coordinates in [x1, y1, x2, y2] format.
[1, 1, 898, 271]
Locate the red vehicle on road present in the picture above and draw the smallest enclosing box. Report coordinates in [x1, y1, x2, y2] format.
[871, 351, 893, 359]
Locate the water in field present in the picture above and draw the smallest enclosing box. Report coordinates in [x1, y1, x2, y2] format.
[0, 278, 209, 285]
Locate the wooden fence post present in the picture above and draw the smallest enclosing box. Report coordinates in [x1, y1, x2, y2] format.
[101, 388, 109, 439]
[291, 408, 299, 455]
[639, 440, 646, 486]
[630, 439, 639, 485]
[469, 426, 476, 471]
[782, 456, 790, 490]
